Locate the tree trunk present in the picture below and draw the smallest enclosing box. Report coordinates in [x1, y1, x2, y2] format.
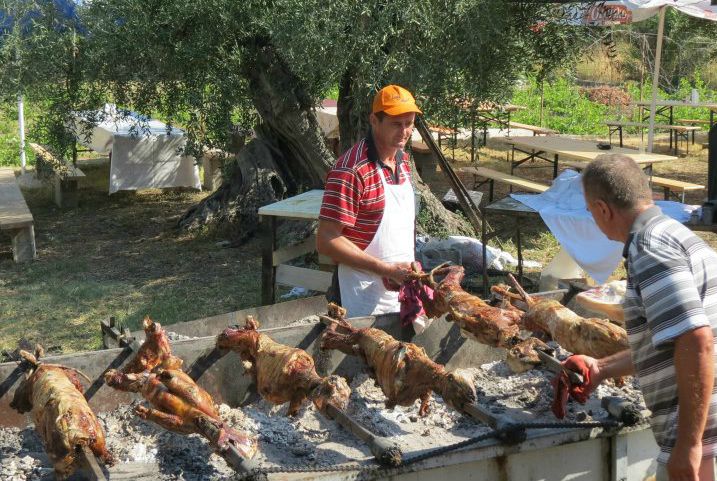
[337, 66, 370, 152]
[178, 39, 334, 239]
[179, 39, 475, 242]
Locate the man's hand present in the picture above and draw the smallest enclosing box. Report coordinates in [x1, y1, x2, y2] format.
[381, 262, 414, 286]
[667, 442, 702, 481]
[573, 355, 604, 395]
[552, 354, 600, 418]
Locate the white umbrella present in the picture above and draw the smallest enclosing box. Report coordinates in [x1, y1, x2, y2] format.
[588, 1, 717, 151]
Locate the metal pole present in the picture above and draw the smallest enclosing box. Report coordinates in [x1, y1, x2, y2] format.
[647, 6, 666, 153]
[18, 95, 26, 174]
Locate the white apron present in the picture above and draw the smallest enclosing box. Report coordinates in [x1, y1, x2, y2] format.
[338, 166, 415, 317]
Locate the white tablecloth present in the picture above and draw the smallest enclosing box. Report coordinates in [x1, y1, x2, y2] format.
[511, 170, 696, 283]
[72, 106, 201, 194]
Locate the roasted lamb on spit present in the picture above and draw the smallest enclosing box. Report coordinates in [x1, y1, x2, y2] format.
[217, 315, 351, 417]
[492, 275, 629, 359]
[121, 316, 183, 373]
[10, 347, 114, 479]
[104, 317, 257, 461]
[320, 303, 477, 416]
[218, 316, 405, 467]
[412, 263, 549, 373]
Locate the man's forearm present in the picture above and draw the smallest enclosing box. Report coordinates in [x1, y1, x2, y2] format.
[597, 349, 635, 381]
[674, 326, 714, 448]
[317, 229, 389, 277]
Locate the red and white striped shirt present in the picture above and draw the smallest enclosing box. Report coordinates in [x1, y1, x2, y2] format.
[319, 133, 411, 250]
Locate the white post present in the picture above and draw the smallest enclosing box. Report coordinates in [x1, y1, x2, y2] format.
[647, 6, 666, 153]
[18, 94, 27, 174]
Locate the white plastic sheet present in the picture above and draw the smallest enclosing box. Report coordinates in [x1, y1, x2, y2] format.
[72, 105, 201, 194]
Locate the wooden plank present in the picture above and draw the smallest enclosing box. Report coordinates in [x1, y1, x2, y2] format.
[676, 119, 711, 125]
[29, 143, 85, 179]
[456, 166, 549, 193]
[257, 189, 324, 220]
[503, 136, 677, 164]
[272, 234, 316, 266]
[605, 121, 700, 132]
[0, 168, 34, 230]
[507, 122, 556, 135]
[632, 100, 717, 109]
[275, 264, 332, 292]
[650, 176, 704, 192]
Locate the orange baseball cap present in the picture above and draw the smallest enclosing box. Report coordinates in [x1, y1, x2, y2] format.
[372, 85, 422, 116]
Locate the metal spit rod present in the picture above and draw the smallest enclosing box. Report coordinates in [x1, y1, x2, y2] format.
[79, 445, 108, 481]
[535, 349, 584, 386]
[415, 116, 485, 235]
[461, 403, 526, 445]
[213, 344, 401, 467]
[324, 403, 403, 467]
[194, 415, 262, 477]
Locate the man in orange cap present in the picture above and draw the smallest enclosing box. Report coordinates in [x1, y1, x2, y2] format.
[316, 85, 422, 317]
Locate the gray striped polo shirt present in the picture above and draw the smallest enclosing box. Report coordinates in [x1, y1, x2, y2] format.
[623, 205, 717, 464]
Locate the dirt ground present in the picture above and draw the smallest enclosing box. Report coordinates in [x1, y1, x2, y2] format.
[0, 130, 715, 354]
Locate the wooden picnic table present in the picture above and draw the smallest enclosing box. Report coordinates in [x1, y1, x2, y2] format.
[257, 189, 333, 304]
[631, 100, 717, 149]
[504, 135, 677, 178]
[0, 168, 36, 262]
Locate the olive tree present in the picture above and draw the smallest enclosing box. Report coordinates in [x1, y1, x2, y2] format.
[1, 0, 587, 240]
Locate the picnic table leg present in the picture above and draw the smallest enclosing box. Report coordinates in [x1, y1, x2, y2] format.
[619, 126, 623, 148]
[54, 176, 80, 209]
[669, 106, 674, 151]
[11, 225, 36, 263]
[516, 219, 523, 284]
[471, 114, 476, 164]
[553, 154, 559, 179]
[489, 180, 494, 203]
[261, 215, 277, 306]
[663, 187, 670, 200]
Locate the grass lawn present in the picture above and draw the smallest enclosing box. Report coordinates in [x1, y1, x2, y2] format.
[0, 129, 714, 355]
[0, 158, 261, 353]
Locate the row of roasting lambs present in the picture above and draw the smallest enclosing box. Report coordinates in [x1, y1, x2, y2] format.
[8, 263, 629, 479]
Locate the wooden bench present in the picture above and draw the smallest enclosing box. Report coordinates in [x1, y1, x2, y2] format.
[30, 143, 85, 208]
[650, 176, 704, 203]
[676, 119, 711, 144]
[0, 168, 36, 262]
[676, 119, 711, 126]
[456, 165, 549, 202]
[606, 121, 700, 154]
[507, 121, 557, 136]
[560, 161, 704, 203]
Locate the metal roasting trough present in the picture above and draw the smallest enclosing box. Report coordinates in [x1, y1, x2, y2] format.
[0, 294, 662, 481]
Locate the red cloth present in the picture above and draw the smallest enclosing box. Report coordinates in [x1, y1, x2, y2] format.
[551, 355, 592, 419]
[383, 262, 435, 327]
[319, 138, 410, 250]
